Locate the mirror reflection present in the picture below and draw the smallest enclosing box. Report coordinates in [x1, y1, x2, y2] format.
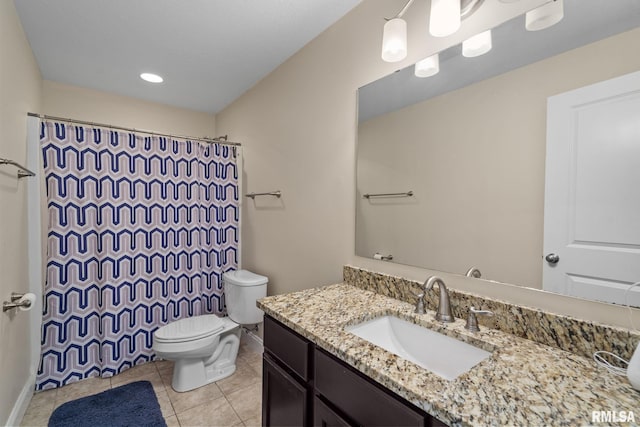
[356, 0, 640, 307]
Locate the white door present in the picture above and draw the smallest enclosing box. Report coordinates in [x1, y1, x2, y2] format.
[543, 71, 640, 306]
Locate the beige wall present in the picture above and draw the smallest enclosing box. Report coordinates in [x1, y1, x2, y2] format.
[1, 15, 216, 422]
[43, 81, 216, 137]
[217, 0, 640, 328]
[215, 0, 545, 296]
[357, 28, 640, 289]
[0, 0, 42, 424]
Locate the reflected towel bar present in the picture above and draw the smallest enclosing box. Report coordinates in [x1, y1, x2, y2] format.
[363, 191, 413, 199]
[0, 158, 36, 178]
[245, 191, 282, 199]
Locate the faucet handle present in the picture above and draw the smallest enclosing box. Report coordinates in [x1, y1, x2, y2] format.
[465, 306, 494, 332]
[411, 292, 425, 314]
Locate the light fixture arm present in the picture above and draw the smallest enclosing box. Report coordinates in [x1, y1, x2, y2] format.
[385, 0, 416, 20]
[461, 0, 484, 19]
[386, 0, 484, 21]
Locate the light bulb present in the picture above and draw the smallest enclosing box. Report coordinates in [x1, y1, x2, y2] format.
[429, 0, 461, 38]
[526, 0, 564, 31]
[415, 54, 440, 78]
[462, 30, 492, 57]
[381, 18, 407, 62]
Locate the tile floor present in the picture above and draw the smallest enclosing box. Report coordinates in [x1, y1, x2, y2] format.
[20, 344, 263, 427]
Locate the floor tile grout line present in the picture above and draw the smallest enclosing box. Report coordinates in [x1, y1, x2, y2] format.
[221, 379, 262, 423]
[224, 394, 244, 424]
[222, 378, 260, 399]
[153, 362, 179, 419]
[162, 380, 179, 417]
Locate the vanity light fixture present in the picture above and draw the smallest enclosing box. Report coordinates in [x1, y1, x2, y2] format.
[414, 53, 440, 77]
[381, 0, 485, 62]
[462, 29, 492, 57]
[526, 0, 564, 31]
[140, 72, 164, 83]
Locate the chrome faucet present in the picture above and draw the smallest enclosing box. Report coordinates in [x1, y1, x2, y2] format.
[423, 276, 454, 323]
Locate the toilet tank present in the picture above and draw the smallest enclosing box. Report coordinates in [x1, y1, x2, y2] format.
[223, 269, 268, 324]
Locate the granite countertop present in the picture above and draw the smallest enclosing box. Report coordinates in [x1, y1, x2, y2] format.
[257, 283, 639, 426]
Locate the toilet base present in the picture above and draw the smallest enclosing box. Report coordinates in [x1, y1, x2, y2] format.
[172, 359, 237, 392]
[169, 324, 241, 392]
[205, 362, 236, 384]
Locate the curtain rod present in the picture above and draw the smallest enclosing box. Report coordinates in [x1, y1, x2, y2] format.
[27, 112, 241, 147]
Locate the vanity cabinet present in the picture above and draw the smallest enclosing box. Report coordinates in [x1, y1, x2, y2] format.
[263, 315, 446, 427]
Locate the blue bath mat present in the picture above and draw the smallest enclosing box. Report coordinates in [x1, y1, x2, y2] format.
[48, 380, 166, 427]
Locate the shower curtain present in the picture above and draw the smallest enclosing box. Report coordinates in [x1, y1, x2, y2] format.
[36, 120, 239, 390]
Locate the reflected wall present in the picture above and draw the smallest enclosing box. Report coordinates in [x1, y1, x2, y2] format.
[357, 27, 640, 289]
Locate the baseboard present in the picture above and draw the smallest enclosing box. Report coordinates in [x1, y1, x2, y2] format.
[6, 371, 35, 427]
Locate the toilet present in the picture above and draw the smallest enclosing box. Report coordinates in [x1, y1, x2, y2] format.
[152, 269, 268, 392]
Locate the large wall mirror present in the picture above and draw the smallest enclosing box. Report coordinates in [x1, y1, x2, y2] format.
[356, 0, 640, 307]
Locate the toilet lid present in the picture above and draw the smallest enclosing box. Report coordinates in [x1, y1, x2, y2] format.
[223, 269, 268, 287]
[155, 315, 224, 343]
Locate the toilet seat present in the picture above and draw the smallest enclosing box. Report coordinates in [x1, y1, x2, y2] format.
[155, 315, 225, 343]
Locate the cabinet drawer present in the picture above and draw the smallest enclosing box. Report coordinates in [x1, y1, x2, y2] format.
[315, 349, 426, 427]
[264, 316, 311, 381]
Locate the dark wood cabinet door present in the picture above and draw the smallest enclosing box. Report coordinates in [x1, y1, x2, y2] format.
[262, 354, 309, 427]
[313, 396, 353, 427]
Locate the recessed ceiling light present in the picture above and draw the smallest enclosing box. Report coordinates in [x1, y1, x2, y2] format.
[140, 73, 163, 83]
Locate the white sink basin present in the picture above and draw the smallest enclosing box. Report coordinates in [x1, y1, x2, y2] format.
[345, 316, 491, 380]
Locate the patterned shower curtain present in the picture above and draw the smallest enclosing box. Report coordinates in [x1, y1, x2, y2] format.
[36, 120, 239, 390]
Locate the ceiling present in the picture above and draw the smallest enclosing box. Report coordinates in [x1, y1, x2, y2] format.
[14, 0, 362, 114]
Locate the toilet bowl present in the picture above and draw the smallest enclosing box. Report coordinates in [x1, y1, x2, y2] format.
[154, 315, 241, 392]
[152, 269, 268, 392]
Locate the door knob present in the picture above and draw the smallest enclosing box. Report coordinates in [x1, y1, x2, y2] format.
[545, 253, 560, 264]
